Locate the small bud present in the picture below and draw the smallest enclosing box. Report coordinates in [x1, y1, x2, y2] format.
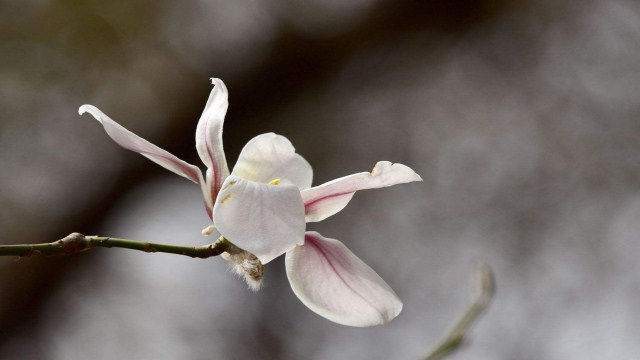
[223, 250, 264, 291]
[268, 178, 281, 186]
[201, 225, 216, 236]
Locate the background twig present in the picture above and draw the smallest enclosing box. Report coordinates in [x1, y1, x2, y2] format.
[424, 264, 495, 360]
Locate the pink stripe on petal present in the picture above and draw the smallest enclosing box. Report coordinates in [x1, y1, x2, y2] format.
[196, 78, 230, 201]
[301, 161, 422, 222]
[285, 231, 402, 327]
[79, 104, 204, 185]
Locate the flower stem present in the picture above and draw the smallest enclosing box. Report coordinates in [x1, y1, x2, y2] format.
[424, 264, 495, 360]
[0, 233, 230, 259]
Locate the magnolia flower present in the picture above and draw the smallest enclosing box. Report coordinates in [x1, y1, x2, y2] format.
[80, 78, 421, 327]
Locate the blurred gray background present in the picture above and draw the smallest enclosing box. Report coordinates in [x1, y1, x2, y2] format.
[1, 0, 640, 359]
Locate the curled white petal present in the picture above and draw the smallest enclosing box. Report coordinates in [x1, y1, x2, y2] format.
[196, 78, 230, 200]
[301, 161, 422, 222]
[285, 231, 403, 327]
[79, 104, 204, 185]
[213, 175, 305, 264]
[231, 133, 313, 190]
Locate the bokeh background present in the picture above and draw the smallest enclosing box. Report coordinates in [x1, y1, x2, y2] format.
[1, 0, 640, 359]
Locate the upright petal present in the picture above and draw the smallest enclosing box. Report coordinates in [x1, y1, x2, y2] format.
[285, 231, 403, 327]
[231, 133, 313, 190]
[79, 105, 204, 185]
[301, 161, 422, 222]
[213, 175, 306, 264]
[195, 78, 230, 199]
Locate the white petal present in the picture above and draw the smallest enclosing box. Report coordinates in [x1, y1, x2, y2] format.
[231, 133, 313, 190]
[79, 104, 204, 185]
[285, 231, 403, 327]
[195, 78, 231, 201]
[301, 161, 422, 222]
[213, 175, 305, 264]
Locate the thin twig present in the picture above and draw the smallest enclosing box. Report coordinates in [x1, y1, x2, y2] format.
[0, 233, 230, 259]
[424, 264, 495, 360]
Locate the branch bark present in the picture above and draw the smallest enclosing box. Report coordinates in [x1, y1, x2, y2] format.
[0, 233, 230, 259]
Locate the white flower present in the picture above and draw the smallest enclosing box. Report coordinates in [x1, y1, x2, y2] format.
[80, 78, 422, 327]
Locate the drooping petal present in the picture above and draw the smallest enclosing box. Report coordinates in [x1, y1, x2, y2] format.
[231, 133, 313, 190]
[195, 78, 230, 200]
[301, 161, 422, 222]
[213, 175, 306, 264]
[79, 104, 204, 185]
[285, 231, 403, 327]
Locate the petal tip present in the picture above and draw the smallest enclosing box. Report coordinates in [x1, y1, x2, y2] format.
[78, 104, 92, 116]
[373, 161, 422, 183]
[210, 77, 226, 89]
[78, 104, 104, 121]
[383, 298, 403, 325]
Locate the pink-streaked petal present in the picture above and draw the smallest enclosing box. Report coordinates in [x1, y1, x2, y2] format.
[79, 104, 204, 185]
[213, 175, 305, 264]
[200, 180, 214, 220]
[195, 78, 230, 201]
[285, 231, 402, 327]
[301, 161, 422, 222]
[231, 133, 313, 190]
